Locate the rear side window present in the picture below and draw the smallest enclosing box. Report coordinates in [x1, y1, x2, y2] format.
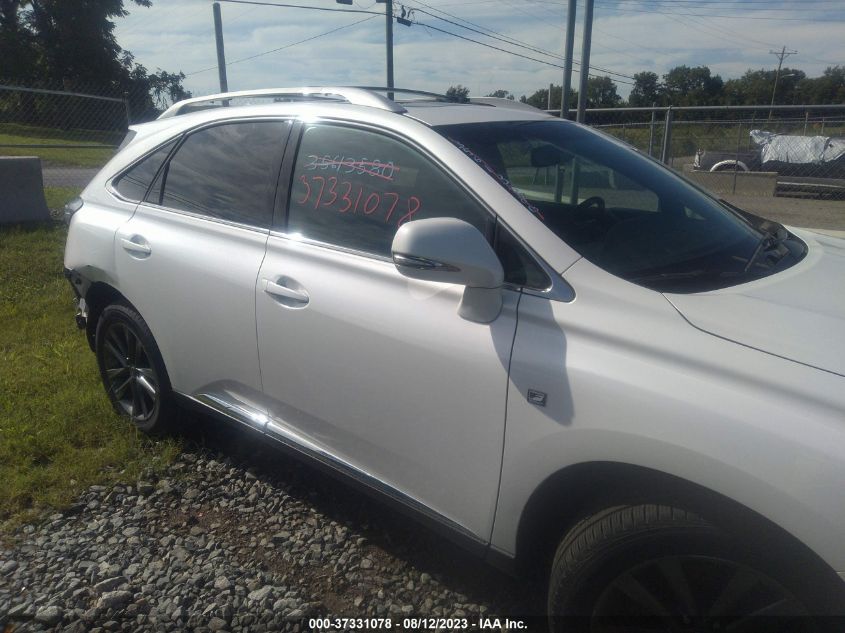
[157, 121, 288, 228]
[285, 124, 493, 256]
[113, 140, 176, 202]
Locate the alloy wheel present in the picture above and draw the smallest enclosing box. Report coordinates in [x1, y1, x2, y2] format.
[102, 321, 159, 423]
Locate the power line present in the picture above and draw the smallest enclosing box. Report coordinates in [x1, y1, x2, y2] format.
[185, 15, 378, 76]
[411, 19, 634, 84]
[404, 1, 635, 79]
[214, 0, 383, 16]
[404, 0, 637, 79]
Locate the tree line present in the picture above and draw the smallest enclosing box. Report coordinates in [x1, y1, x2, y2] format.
[451, 64, 845, 110]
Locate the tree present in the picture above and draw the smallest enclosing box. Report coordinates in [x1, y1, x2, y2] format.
[0, 0, 190, 121]
[628, 71, 662, 107]
[586, 76, 621, 108]
[797, 66, 845, 105]
[519, 84, 579, 111]
[723, 68, 805, 105]
[662, 65, 724, 106]
[445, 84, 470, 103]
[486, 89, 515, 100]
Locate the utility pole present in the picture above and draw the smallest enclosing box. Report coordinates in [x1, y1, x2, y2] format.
[212, 2, 229, 93]
[385, 0, 394, 96]
[560, 0, 576, 119]
[768, 45, 797, 119]
[575, 0, 594, 123]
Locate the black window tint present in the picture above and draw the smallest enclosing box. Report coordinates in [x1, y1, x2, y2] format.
[286, 125, 493, 256]
[160, 121, 287, 227]
[113, 140, 175, 202]
[495, 224, 550, 289]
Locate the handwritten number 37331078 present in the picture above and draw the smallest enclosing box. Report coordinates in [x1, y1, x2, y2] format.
[297, 175, 421, 226]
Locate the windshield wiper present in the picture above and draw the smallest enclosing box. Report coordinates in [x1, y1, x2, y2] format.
[744, 225, 789, 273]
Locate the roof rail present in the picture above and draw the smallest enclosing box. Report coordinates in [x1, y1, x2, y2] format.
[469, 97, 550, 113]
[158, 86, 407, 119]
[352, 87, 449, 101]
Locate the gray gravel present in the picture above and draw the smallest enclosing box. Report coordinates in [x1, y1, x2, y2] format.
[1, 417, 540, 632]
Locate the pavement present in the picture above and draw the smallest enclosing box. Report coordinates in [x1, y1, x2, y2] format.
[42, 166, 99, 189]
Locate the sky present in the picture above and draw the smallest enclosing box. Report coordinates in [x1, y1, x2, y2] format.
[113, 0, 845, 101]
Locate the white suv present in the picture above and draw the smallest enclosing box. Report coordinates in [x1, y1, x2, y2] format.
[64, 87, 845, 628]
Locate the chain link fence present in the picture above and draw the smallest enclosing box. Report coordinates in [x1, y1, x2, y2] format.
[0, 81, 156, 209]
[552, 104, 845, 199]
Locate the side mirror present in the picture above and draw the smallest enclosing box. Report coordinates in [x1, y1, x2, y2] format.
[392, 218, 504, 323]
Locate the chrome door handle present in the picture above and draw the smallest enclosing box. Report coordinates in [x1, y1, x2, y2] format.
[263, 279, 309, 305]
[120, 237, 151, 255]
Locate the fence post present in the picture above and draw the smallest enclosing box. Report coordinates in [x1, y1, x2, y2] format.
[123, 92, 132, 127]
[821, 117, 826, 135]
[661, 106, 673, 165]
[647, 103, 656, 157]
[732, 120, 743, 195]
[803, 110, 809, 136]
[748, 112, 755, 149]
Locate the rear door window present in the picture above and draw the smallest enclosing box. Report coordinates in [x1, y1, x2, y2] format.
[155, 120, 289, 228]
[113, 140, 176, 202]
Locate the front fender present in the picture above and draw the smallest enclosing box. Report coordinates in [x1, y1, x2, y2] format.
[492, 259, 845, 575]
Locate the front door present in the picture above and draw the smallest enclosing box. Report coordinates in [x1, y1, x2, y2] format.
[256, 122, 519, 539]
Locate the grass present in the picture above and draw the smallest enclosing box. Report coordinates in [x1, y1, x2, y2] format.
[44, 186, 83, 211]
[0, 223, 179, 532]
[0, 122, 119, 168]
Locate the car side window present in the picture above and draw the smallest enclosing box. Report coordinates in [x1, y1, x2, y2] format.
[113, 140, 176, 202]
[284, 124, 494, 257]
[156, 121, 288, 228]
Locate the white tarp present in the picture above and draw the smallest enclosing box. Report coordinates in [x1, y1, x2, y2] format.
[750, 130, 845, 165]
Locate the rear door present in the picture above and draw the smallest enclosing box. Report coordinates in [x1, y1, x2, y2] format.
[255, 121, 522, 540]
[114, 119, 291, 409]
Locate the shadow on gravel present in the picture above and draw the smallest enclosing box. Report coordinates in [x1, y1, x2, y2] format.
[174, 409, 544, 616]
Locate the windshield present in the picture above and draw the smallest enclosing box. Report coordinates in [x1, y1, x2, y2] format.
[437, 120, 805, 292]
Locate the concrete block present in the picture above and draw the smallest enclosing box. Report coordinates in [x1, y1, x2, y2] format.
[0, 156, 51, 224]
[682, 164, 778, 197]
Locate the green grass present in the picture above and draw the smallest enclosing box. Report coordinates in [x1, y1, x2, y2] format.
[0, 122, 119, 168]
[0, 224, 179, 531]
[44, 186, 83, 211]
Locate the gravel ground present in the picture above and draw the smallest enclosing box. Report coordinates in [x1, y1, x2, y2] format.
[0, 416, 541, 632]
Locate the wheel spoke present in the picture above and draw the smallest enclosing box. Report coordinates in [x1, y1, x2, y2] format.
[137, 382, 149, 417]
[113, 375, 133, 399]
[125, 327, 136, 364]
[106, 366, 129, 379]
[130, 377, 140, 417]
[656, 557, 699, 616]
[137, 374, 157, 398]
[107, 328, 127, 358]
[708, 566, 762, 617]
[134, 334, 144, 366]
[725, 597, 805, 633]
[612, 572, 674, 617]
[104, 340, 127, 367]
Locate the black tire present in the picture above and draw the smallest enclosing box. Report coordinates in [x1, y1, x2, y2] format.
[548, 504, 839, 633]
[95, 302, 175, 434]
